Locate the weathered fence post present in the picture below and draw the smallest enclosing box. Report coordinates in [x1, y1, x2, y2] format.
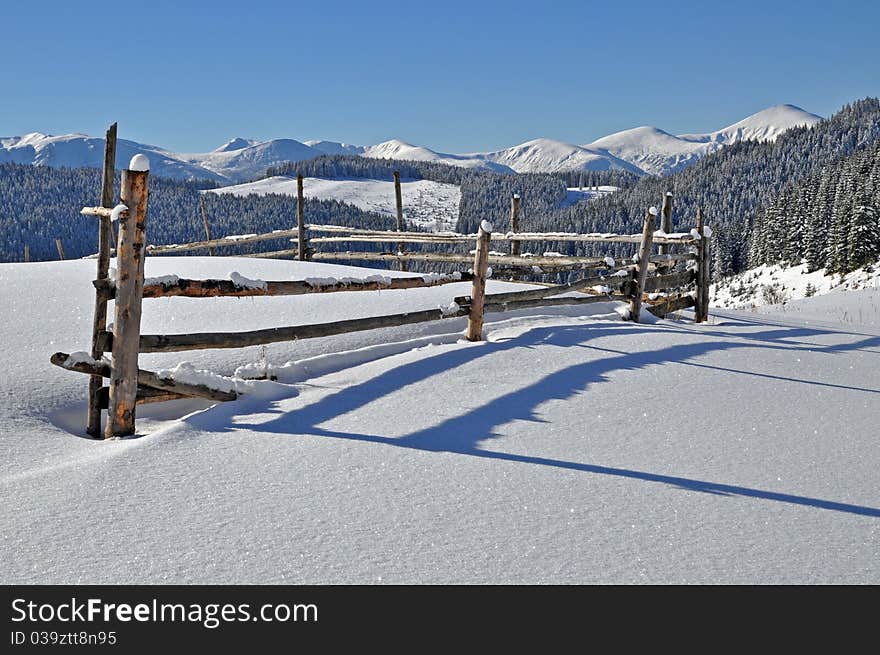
[296, 174, 308, 261]
[509, 194, 521, 256]
[105, 155, 149, 438]
[393, 171, 407, 271]
[199, 194, 215, 256]
[700, 213, 711, 323]
[55, 239, 65, 260]
[466, 220, 492, 341]
[23, 245, 29, 262]
[659, 191, 673, 255]
[628, 207, 657, 323]
[86, 122, 117, 437]
[694, 208, 707, 323]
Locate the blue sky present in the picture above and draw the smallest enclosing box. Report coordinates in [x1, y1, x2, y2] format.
[1, 0, 878, 152]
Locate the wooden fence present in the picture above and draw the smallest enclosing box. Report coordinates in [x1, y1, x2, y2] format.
[55, 126, 711, 439]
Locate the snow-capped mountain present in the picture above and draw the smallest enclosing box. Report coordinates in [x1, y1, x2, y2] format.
[586, 104, 822, 175]
[474, 138, 644, 175]
[0, 104, 822, 182]
[362, 139, 514, 173]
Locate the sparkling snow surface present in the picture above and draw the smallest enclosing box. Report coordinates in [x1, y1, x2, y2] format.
[1, 257, 877, 584]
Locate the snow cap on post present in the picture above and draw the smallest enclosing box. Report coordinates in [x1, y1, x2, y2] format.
[480, 219, 493, 233]
[666, 191, 673, 197]
[128, 154, 150, 172]
[513, 194, 520, 199]
[649, 206, 658, 216]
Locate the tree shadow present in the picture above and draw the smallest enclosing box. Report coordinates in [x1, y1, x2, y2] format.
[222, 319, 880, 519]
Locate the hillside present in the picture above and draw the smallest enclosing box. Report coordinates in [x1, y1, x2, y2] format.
[1, 256, 877, 583]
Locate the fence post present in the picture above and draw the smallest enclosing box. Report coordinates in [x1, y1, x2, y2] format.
[694, 208, 706, 323]
[86, 122, 117, 437]
[700, 215, 711, 322]
[105, 155, 149, 438]
[199, 194, 215, 256]
[629, 207, 657, 323]
[393, 171, 407, 272]
[55, 239, 65, 260]
[509, 194, 521, 256]
[23, 245, 29, 262]
[466, 220, 492, 341]
[296, 174, 308, 261]
[659, 191, 673, 255]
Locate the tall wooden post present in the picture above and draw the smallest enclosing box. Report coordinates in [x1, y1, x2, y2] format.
[86, 123, 117, 437]
[393, 171, 407, 271]
[700, 216, 711, 323]
[296, 174, 307, 261]
[694, 208, 707, 324]
[105, 157, 149, 438]
[23, 245, 29, 262]
[199, 194, 215, 256]
[466, 221, 492, 341]
[659, 191, 673, 255]
[509, 194, 521, 256]
[55, 239, 66, 260]
[628, 207, 657, 323]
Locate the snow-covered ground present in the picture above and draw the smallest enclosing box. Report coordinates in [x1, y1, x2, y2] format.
[209, 175, 461, 231]
[712, 260, 880, 311]
[1, 257, 877, 584]
[564, 185, 618, 206]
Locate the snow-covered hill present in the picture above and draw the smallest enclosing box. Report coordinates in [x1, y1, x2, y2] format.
[586, 105, 822, 175]
[1, 256, 877, 584]
[362, 139, 514, 173]
[1, 104, 823, 181]
[210, 175, 461, 230]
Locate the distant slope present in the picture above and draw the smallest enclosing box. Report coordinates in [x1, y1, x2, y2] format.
[586, 105, 822, 175]
[210, 174, 461, 230]
[362, 139, 514, 173]
[479, 138, 645, 175]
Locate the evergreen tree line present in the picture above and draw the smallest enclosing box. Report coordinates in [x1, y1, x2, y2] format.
[747, 140, 880, 274]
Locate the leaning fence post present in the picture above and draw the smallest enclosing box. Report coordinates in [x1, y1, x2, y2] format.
[393, 171, 407, 272]
[296, 174, 308, 261]
[659, 191, 673, 255]
[629, 207, 657, 323]
[105, 154, 149, 438]
[199, 194, 215, 256]
[86, 122, 117, 437]
[694, 208, 707, 323]
[466, 220, 492, 341]
[55, 238, 65, 260]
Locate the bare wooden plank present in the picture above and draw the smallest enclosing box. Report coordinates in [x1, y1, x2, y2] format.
[95, 385, 189, 409]
[647, 293, 696, 318]
[456, 270, 632, 306]
[51, 353, 236, 402]
[466, 222, 492, 341]
[137, 306, 470, 353]
[628, 208, 656, 323]
[484, 294, 626, 314]
[643, 268, 696, 293]
[106, 167, 149, 438]
[87, 122, 117, 438]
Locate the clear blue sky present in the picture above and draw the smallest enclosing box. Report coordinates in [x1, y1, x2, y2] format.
[1, 0, 878, 153]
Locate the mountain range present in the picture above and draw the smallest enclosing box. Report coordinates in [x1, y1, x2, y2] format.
[1, 104, 821, 183]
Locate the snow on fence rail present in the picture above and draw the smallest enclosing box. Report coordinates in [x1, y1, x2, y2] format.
[59, 124, 711, 439]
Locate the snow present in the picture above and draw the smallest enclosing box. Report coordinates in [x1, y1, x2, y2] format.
[564, 186, 618, 206]
[210, 176, 461, 232]
[128, 153, 150, 171]
[229, 272, 268, 290]
[604, 257, 616, 267]
[439, 301, 462, 317]
[480, 220, 494, 233]
[63, 352, 105, 367]
[144, 274, 180, 287]
[155, 362, 241, 395]
[1, 256, 878, 584]
[109, 203, 127, 223]
[649, 206, 658, 216]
